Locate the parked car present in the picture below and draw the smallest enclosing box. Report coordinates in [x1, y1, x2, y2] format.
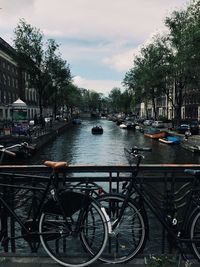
[190, 120, 199, 135]
[143, 120, 153, 126]
[177, 121, 199, 135]
[29, 120, 35, 126]
[177, 124, 190, 134]
[151, 121, 164, 128]
[45, 117, 51, 123]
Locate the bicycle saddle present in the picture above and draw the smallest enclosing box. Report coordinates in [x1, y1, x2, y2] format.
[44, 161, 68, 169]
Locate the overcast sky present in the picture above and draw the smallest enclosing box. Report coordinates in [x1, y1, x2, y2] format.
[0, 0, 188, 95]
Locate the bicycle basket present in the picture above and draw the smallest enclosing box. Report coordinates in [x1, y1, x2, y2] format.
[42, 191, 91, 216]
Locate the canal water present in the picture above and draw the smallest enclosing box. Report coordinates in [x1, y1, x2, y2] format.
[12, 119, 200, 255]
[29, 118, 200, 165]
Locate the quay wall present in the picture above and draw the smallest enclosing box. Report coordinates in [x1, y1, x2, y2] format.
[0, 121, 70, 150]
[33, 121, 70, 150]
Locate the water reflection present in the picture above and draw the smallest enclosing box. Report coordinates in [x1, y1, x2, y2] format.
[29, 119, 200, 165]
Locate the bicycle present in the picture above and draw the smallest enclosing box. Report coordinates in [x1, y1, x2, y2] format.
[94, 146, 200, 265]
[0, 159, 110, 267]
[0, 142, 35, 163]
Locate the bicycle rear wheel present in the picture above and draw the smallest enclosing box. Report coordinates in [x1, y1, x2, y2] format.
[190, 210, 200, 261]
[39, 200, 108, 267]
[85, 194, 148, 263]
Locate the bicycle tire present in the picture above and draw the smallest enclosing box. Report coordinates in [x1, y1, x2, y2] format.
[189, 209, 200, 261]
[39, 198, 108, 267]
[84, 193, 148, 264]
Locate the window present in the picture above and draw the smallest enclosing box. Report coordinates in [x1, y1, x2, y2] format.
[3, 74, 6, 85]
[8, 76, 11, 86]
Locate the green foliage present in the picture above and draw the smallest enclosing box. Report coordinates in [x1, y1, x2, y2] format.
[145, 255, 173, 267]
[123, 0, 200, 122]
[13, 19, 73, 116]
[13, 18, 44, 68]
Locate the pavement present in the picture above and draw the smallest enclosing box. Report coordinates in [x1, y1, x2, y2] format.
[0, 255, 199, 267]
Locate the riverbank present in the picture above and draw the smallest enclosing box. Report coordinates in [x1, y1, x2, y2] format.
[0, 120, 71, 150]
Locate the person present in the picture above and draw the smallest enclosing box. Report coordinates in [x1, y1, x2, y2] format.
[39, 115, 46, 129]
[184, 127, 191, 140]
[34, 114, 38, 126]
[50, 115, 53, 128]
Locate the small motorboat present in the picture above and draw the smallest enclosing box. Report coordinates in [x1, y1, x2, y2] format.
[119, 123, 127, 129]
[144, 128, 167, 139]
[159, 136, 181, 144]
[91, 125, 103, 134]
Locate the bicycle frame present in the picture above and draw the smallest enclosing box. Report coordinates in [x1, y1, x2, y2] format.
[130, 175, 199, 244]
[0, 171, 86, 241]
[118, 151, 200, 252]
[0, 173, 53, 239]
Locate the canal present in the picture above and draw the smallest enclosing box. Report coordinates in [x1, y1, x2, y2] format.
[29, 118, 200, 165]
[5, 119, 200, 256]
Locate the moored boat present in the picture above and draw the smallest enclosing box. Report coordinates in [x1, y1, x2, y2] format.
[119, 123, 127, 129]
[144, 128, 167, 139]
[159, 136, 181, 144]
[72, 118, 82, 125]
[180, 141, 200, 153]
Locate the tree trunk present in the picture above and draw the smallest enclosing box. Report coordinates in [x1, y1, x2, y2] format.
[152, 95, 157, 120]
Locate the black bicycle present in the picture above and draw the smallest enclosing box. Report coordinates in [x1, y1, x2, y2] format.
[0, 160, 110, 267]
[95, 146, 200, 265]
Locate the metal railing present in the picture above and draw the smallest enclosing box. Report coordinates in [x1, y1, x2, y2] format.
[0, 163, 199, 256]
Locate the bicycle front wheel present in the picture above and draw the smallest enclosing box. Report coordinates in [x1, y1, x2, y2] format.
[91, 194, 148, 263]
[39, 200, 108, 267]
[190, 210, 200, 261]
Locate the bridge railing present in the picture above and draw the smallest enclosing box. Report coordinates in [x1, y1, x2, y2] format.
[0, 163, 199, 256]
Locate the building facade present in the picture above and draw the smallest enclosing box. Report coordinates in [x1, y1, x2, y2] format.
[0, 38, 19, 122]
[0, 37, 39, 123]
[138, 87, 200, 122]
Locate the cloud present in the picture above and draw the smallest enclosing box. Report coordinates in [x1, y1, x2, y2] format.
[73, 76, 122, 95]
[0, 0, 187, 95]
[0, 0, 187, 43]
[102, 48, 140, 72]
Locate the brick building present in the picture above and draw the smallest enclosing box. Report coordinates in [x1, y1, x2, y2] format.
[0, 37, 40, 124]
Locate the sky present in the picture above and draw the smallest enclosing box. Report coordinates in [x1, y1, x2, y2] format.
[0, 0, 188, 96]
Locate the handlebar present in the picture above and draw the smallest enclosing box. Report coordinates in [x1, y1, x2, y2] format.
[2, 149, 16, 157]
[20, 142, 35, 150]
[0, 142, 34, 161]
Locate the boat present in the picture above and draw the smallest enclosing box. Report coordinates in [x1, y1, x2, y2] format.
[180, 140, 200, 153]
[91, 125, 103, 134]
[125, 122, 136, 130]
[119, 123, 127, 129]
[72, 118, 81, 125]
[159, 136, 181, 144]
[119, 121, 135, 130]
[144, 128, 167, 139]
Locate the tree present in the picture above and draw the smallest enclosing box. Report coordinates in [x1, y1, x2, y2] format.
[13, 19, 44, 113]
[124, 36, 172, 119]
[164, 1, 200, 124]
[44, 39, 72, 118]
[13, 19, 72, 117]
[108, 88, 122, 113]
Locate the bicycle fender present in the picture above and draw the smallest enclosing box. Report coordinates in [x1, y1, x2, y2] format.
[42, 191, 91, 217]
